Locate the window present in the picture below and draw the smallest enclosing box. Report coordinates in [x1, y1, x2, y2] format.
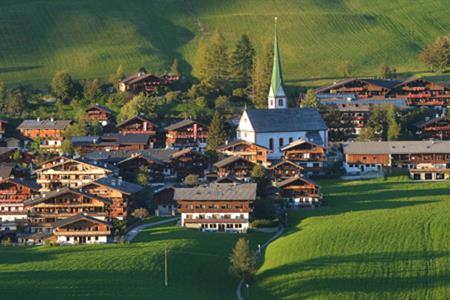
[279, 138, 284, 148]
[270, 99, 274, 107]
[269, 138, 274, 150]
[289, 137, 293, 143]
[278, 99, 284, 107]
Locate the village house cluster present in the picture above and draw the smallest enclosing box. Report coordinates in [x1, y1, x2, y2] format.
[1, 21, 450, 244]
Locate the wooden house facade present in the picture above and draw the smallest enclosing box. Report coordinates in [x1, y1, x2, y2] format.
[119, 72, 167, 93]
[165, 119, 208, 151]
[415, 116, 450, 140]
[36, 156, 116, 192]
[17, 119, 72, 152]
[281, 139, 327, 176]
[116, 116, 158, 147]
[213, 156, 255, 179]
[85, 104, 114, 125]
[216, 140, 271, 166]
[52, 214, 111, 244]
[153, 186, 177, 216]
[269, 160, 303, 181]
[276, 176, 323, 207]
[174, 183, 256, 233]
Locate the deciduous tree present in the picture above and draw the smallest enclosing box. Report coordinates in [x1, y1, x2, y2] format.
[52, 70, 74, 101]
[386, 105, 400, 141]
[300, 89, 320, 109]
[251, 164, 271, 196]
[229, 238, 257, 283]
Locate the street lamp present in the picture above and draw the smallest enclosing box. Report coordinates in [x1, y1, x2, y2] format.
[246, 283, 249, 299]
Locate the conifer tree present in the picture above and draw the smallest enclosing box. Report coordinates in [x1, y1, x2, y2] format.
[170, 58, 181, 77]
[206, 111, 227, 151]
[301, 89, 320, 109]
[252, 41, 273, 108]
[251, 164, 271, 196]
[231, 34, 255, 88]
[111, 65, 125, 85]
[204, 30, 230, 89]
[229, 238, 257, 283]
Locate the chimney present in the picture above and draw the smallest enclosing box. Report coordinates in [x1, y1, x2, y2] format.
[50, 117, 54, 122]
[37, 117, 40, 122]
[118, 176, 123, 186]
[111, 179, 116, 186]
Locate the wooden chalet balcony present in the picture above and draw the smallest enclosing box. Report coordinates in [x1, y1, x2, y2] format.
[402, 86, 426, 91]
[410, 168, 450, 173]
[179, 208, 251, 213]
[184, 218, 247, 224]
[424, 126, 450, 131]
[286, 156, 325, 162]
[0, 211, 26, 215]
[29, 211, 107, 218]
[407, 93, 432, 99]
[54, 230, 111, 236]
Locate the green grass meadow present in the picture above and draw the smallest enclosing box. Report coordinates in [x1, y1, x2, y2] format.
[1, 0, 450, 87]
[252, 175, 450, 299]
[0, 226, 270, 300]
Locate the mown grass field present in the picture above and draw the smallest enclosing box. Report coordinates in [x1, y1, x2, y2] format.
[0, 226, 271, 300]
[1, 0, 450, 87]
[252, 175, 450, 299]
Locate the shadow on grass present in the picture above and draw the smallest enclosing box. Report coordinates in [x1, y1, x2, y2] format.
[255, 251, 450, 299]
[0, 65, 42, 73]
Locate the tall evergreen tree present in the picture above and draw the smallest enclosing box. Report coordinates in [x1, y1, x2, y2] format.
[206, 111, 227, 151]
[252, 41, 273, 108]
[171, 58, 181, 77]
[231, 34, 255, 88]
[6, 86, 26, 115]
[300, 89, 320, 108]
[386, 105, 400, 141]
[204, 30, 230, 89]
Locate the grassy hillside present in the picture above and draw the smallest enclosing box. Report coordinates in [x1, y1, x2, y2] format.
[0, 225, 270, 300]
[251, 175, 450, 299]
[0, 0, 450, 87]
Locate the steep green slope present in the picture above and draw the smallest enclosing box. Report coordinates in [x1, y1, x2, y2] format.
[0, 0, 449, 87]
[252, 175, 450, 299]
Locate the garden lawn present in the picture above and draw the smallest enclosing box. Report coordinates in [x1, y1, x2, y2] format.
[0, 225, 270, 300]
[251, 175, 450, 299]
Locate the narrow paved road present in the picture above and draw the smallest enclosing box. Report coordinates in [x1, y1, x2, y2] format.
[236, 227, 285, 300]
[125, 217, 179, 242]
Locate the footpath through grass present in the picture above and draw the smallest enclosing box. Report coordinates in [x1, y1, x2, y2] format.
[0, 225, 270, 300]
[251, 175, 450, 299]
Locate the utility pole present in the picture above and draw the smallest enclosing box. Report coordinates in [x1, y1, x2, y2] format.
[164, 246, 168, 287]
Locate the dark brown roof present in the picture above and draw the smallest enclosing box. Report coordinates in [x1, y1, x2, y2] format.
[116, 115, 157, 129]
[86, 104, 113, 115]
[314, 78, 401, 94]
[171, 148, 206, 159]
[269, 160, 304, 170]
[52, 213, 111, 229]
[213, 156, 254, 168]
[24, 187, 112, 206]
[120, 72, 163, 85]
[276, 175, 318, 188]
[280, 138, 325, 152]
[216, 140, 270, 151]
[173, 183, 257, 201]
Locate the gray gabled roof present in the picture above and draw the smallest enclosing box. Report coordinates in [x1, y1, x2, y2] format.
[276, 175, 318, 188]
[24, 187, 112, 206]
[18, 119, 72, 130]
[245, 108, 327, 133]
[165, 119, 204, 131]
[213, 156, 254, 168]
[174, 183, 257, 201]
[93, 176, 144, 195]
[342, 141, 450, 155]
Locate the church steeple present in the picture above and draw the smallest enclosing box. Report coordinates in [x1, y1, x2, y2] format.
[268, 17, 287, 109]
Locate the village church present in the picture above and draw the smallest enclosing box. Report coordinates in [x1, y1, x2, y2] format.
[237, 19, 328, 159]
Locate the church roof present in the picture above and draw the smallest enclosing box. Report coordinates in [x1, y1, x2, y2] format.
[270, 18, 284, 97]
[245, 108, 327, 133]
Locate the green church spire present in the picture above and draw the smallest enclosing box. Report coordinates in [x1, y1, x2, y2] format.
[270, 17, 284, 97]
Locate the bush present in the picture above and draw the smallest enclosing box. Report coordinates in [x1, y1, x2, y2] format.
[1, 237, 12, 246]
[251, 219, 279, 228]
[131, 208, 150, 220]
